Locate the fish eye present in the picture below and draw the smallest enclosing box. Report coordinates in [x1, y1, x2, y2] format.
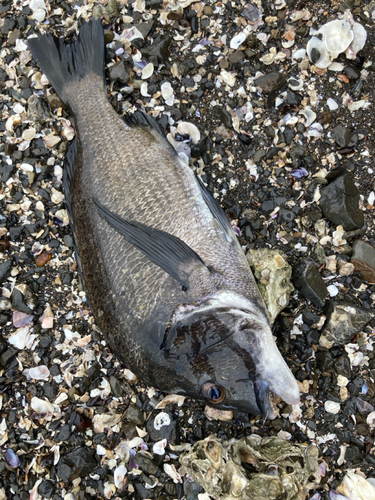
[201, 382, 226, 404]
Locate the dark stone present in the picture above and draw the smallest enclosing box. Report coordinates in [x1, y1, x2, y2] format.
[146, 412, 177, 442]
[228, 50, 244, 64]
[191, 140, 206, 158]
[320, 301, 374, 346]
[56, 424, 71, 442]
[12, 288, 33, 314]
[316, 351, 334, 372]
[254, 72, 286, 93]
[344, 65, 361, 80]
[331, 124, 358, 147]
[260, 200, 274, 213]
[278, 210, 295, 223]
[57, 447, 96, 483]
[335, 355, 352, 378]
[38, 480, 55, 499]
[126, 405, 145, 425]
[134, 482, 155, 499]
[141, 36, 171, 64]
[319, 172, 364, 231]
[109, 375, 123, 397]
[134, 452, 159, 475]
[218, 108, 232, 129]
[293, 260, 327, 308]
[0, 260, 12, 284]
[351, 239, 375, 282]
[108, 61, 129, 83]
[0, 347, 17, 367]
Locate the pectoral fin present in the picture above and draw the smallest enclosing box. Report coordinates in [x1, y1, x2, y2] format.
[94, 198, 209, 290]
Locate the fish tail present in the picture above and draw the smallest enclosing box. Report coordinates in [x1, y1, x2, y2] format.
[28, 18, 105, 106]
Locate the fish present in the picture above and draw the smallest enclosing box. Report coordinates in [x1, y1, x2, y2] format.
[28, 18, 300, 418]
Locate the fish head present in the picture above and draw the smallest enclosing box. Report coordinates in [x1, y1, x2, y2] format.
[164, 295, 300, 419]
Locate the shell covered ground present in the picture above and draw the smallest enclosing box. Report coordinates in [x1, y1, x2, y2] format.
[1, 1, 375, 499]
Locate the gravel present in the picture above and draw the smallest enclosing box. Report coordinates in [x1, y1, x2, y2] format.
[1, 1, 375, 499]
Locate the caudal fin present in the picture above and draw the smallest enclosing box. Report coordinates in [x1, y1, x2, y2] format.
[28, 18, 105, 105]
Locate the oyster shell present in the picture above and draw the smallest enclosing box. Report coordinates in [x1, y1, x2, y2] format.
[179, 435, 319, 500]
[247, 248, 294, 324]
[307, 10, 367, 68]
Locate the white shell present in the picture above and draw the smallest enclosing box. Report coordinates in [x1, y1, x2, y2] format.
[307, 36, 331, 68]
[319, 17, 353, 59]
[307, 123, 323, 138]
[141, 62, 154, 80]
[176, 121, 200, 144]
[324, 400, 340, 414]
[154, 412, 170, 430]
[288, 78, 303, 91]
[163, 463, 182, 484]
[30, 397, 56, 419]
[161, 82, 175, 106]
[366, 411, 375, 428]
[337, 472, 375, 500]
[220, 69, 236, 87]
[346, 20, 367, 59]
[153, 438, 167, 455]
[114, 464, 127, 490]
[28, 365, 50, 380]
[299, 106, 316, 127]
[230, 32, 247, 50]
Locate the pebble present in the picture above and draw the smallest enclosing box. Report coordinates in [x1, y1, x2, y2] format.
[56, 447, 97, 483]
[319, 172, 364, 231]
[351, 239, 375, 282]
[254, 72, 286, 93]
[293, 259, 327, 308]
[319, 301, 375, 348]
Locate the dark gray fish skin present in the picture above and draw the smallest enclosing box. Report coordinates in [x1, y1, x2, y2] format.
[28, 19, 300, 418]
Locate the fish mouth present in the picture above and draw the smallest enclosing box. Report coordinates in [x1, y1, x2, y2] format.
[254, 379, 278, 420]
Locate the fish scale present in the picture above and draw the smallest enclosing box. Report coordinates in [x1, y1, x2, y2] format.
[28, 18, 300, 417]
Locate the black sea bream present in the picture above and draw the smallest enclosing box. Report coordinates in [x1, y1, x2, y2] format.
[28, 19, 300, 418]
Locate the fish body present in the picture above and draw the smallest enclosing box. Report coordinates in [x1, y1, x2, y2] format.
[28, 19, 299, 417]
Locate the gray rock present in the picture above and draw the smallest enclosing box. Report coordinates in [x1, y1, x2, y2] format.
[254, 72, 286, 93]
[351, 239, 375, 283]
[125, 405, 145, 425]
[331, 124, 358, 147]
[293, 260, 327, 308]
[319, 301, 375, 348]
[319, 172, 364, 231]
[0, 260, 12, 284]
[146, 411, 177, 442]
[108, 61, 130, 83]
[27, 94, 51, 123]
[56, 447, 96, 483]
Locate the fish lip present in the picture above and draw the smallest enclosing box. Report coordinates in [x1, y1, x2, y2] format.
[254, 378, 278, 420]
